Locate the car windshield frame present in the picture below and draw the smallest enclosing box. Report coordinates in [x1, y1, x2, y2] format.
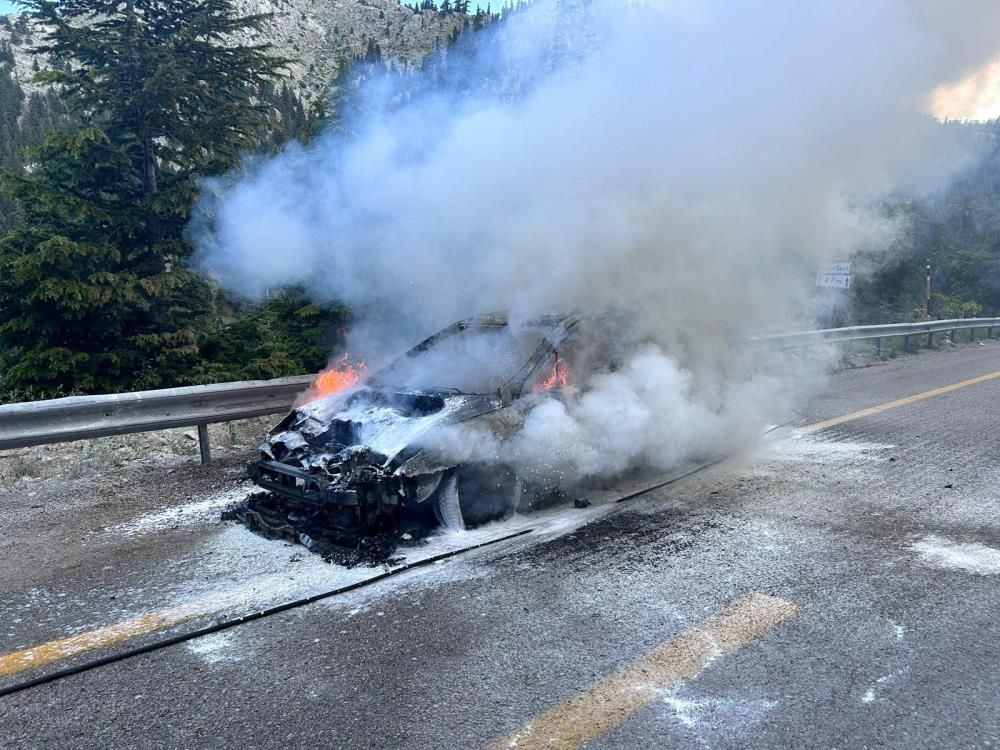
[368, 320, 561, 396]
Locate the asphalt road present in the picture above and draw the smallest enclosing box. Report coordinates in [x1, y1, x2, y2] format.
[2, 341, 1000, 748]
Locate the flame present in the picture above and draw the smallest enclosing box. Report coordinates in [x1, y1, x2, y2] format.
[533, 358, 570, 392]
[296, 353, 366, 406]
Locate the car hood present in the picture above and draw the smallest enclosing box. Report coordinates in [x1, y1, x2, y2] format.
[260, 386, 502, 470]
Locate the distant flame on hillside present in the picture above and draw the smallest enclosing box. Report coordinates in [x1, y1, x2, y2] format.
[929, 58, 1000, 122]
[296, 353, 366, 406]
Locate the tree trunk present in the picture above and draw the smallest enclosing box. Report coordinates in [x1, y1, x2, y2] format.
[143, 135, 157, 196]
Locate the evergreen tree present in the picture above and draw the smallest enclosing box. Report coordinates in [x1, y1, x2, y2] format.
[364, 36, 383, 64]
[0, 52, 71, 236]
[0, 0, 286, 396]
[0, 128, 194, 395]
[258, 81, 321, 150]
[194, 288, 349, 383]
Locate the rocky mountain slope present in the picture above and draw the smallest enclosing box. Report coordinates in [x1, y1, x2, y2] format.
[232, 0, 468, 100]
[0, 0, 470, 104]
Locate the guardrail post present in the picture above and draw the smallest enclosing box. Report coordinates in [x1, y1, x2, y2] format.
[903, 335, 910, 352]
[927, 332, 933, 348]
[197, 423, 211, 465]
[970, 328, 976, 343]
[989, 327, 993, 339]
[949, 329, 956, 344]
[875, 337, 881, 356]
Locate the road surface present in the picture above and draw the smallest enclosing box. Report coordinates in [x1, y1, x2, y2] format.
[2, 342, 1000, 748]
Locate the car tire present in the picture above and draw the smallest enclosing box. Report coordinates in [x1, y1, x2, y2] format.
[433, 473, 465, 531]
[433, 465, 523, 530]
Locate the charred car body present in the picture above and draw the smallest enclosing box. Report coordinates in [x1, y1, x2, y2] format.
[249, 313, 605, 531]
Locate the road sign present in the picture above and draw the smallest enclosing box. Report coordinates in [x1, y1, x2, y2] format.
[816, 261, 852, 289]
[816, 273, 853, 289]
[819, 262, 851, 275]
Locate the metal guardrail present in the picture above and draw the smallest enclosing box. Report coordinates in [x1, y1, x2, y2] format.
[0, 374, 314, 462]
[754, 317, 1000, 353]
[2, 317, 999, 464]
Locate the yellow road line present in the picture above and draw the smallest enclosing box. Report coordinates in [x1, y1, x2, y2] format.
[0, 580, 286, 679]
[490, 592, 799, 750]
[803, 369, 1000, 433]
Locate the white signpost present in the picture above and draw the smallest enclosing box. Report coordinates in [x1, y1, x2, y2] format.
[816, 262, 853, 289]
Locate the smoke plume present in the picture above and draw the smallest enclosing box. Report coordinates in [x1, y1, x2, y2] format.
[192, 0, 1000, 482]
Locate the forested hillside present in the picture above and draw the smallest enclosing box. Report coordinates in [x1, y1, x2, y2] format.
[0, 0, 500, 401]
[846, 123, 1000, 327]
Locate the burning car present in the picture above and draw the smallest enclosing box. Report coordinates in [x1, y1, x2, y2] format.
[248, 313, 599, 533]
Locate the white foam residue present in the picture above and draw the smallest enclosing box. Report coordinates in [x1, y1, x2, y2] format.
[658, 688, 777, 736]
[112, 484, 251, 536]
[93, 473, 624, 638]
[395, 496, 614, 561]
[861, 668, 908, 704]
[335, 398, 466, 460]
[911, 535, 1000, 575]
[764, 431, 894, 463]
[321, 500, 618, 614]
[191, 524, 373, 595]
[662, 695, 702, 727]
[186, 632, 242, 664]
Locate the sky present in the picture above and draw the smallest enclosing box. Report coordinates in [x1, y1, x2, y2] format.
[0, 2, 16, 15]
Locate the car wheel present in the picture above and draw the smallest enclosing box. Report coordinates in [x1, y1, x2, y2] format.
[433, 473, 465, 531]
[433, 465, 523, 530]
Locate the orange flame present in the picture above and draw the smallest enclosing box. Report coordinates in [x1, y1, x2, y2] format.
[296, 353, 366, 406]
[533, 359, 570, 392]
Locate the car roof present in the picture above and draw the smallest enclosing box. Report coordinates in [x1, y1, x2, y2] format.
[454, 312, 577, 330]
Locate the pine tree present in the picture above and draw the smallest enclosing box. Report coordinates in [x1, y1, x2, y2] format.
[0, 0, 286, 396]
[364, 37, 384, 64]
[0, 129, 175, 394]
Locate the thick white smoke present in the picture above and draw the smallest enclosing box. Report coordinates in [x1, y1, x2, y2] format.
[192, 0, 1000, 483]
[422, 343, 788, 484]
